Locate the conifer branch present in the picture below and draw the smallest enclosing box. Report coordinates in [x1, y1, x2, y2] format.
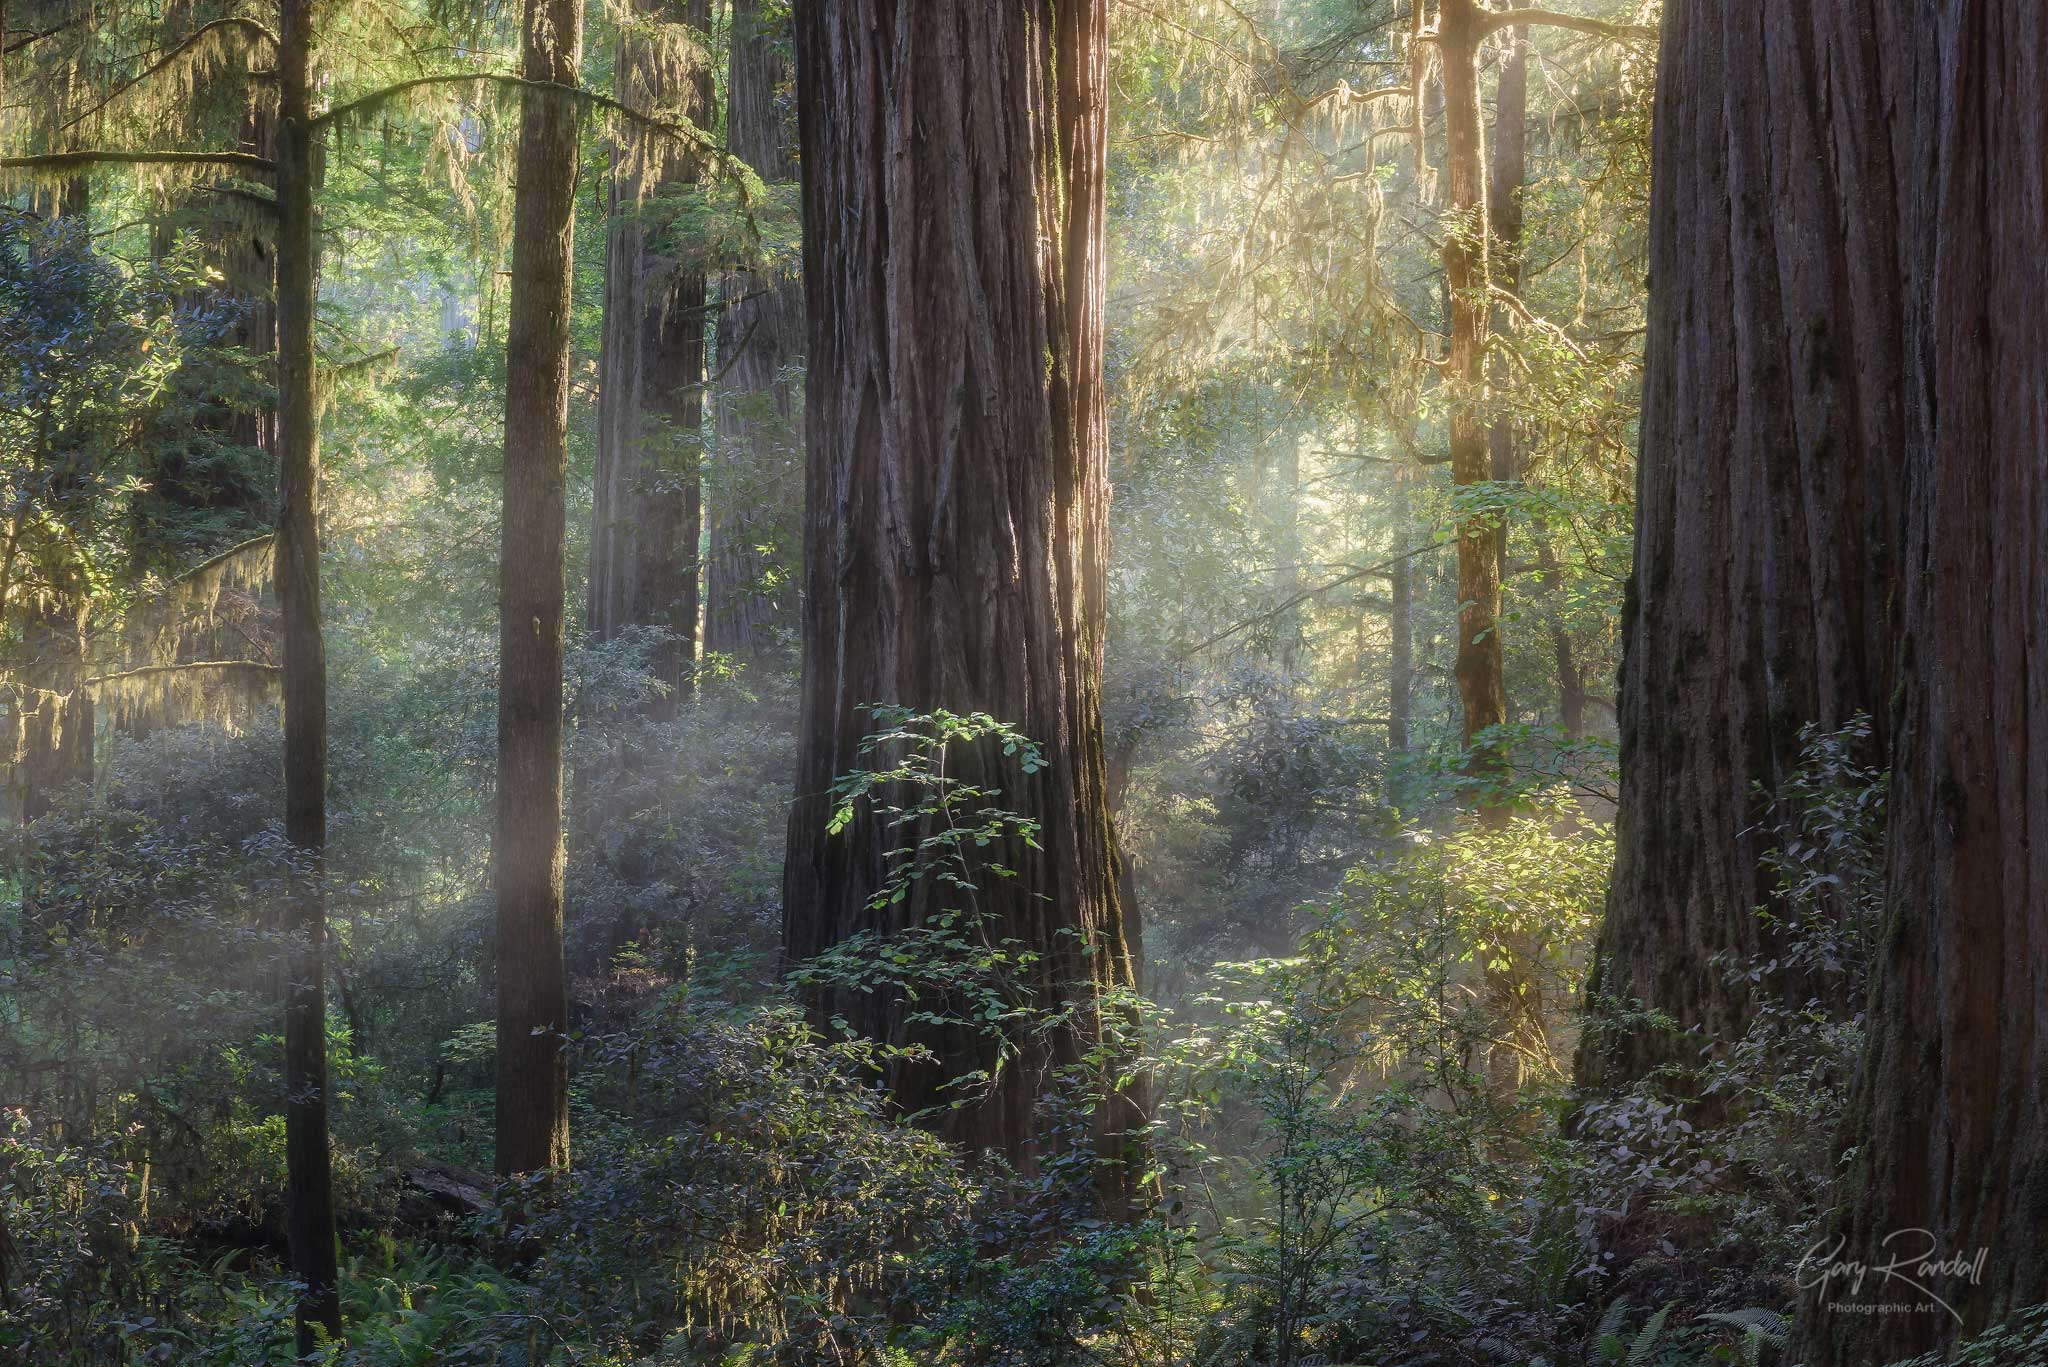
[0, 150, 277, 174]
[61, 18, 282, 134]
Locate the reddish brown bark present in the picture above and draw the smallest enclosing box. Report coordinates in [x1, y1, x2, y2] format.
[785, 0, 1139, 1177]
[1437, 0, 1507, 821]
[1573, 0, 1907, 1098]
[495, 0, 582, 1178]
[1804, 4, 2048, 1359]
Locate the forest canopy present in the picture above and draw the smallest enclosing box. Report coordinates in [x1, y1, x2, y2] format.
[3, 2, 2046, 1366]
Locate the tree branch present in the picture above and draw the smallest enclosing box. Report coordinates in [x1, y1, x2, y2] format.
[311, 74, 723, 165]
[62, 18, 282, 134]
[1176, 539, 1448, 660]
[0, 150, 277, 174]
[1479, 8, 1657, 43]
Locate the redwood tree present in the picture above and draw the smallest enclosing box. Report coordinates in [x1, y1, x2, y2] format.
[784, 0, 1139, 1172]
[705, 0, 800, 664]
[1804, 3, 2048, 1359]
[587, 0, 712, 707]
[495, 0, 583, 1177]
[1573, 0, 1904, 1097]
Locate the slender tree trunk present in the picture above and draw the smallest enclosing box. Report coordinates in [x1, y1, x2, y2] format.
[274, 0, 341, 1349]
[705, 0, 801, 665]
[1388, 481, 1413, 759]
[1804, 5, 2048, 1360]
[1437, 0, 1506, 822]
[785, 0, 1140, 1184]
[1532, 531, 1585, 737]
[1573, 0, 1904, 1101]
[496, 0, 582, 1178]
[588, 0, 710, 709]
[1485, 22, 1525, 724]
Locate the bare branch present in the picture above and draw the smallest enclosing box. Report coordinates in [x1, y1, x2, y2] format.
[1176, 539, 1449, 660]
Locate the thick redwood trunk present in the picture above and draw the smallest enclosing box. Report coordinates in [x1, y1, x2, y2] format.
[274, 0, 341, 1348]
[495, 0, 582, 1178]
[588, 0, 710, 705]
[1803, 6, 2048, 1359]
[785, 0, 1138, 1175]
[705, 0, 801, 665]
[1573, 0, 1905, 1098]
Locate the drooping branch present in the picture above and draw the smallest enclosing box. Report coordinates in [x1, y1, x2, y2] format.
[314, 75, 720, 167]
[61, 17, 283, 134]
[0, 150, 277, 174]
[86, 659, 282, 735]
[311, 72, 756, 228]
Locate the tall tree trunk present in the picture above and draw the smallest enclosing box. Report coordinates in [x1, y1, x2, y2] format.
[274, 0, 342, 1349]
[785, 0, 1140, 1183]
[1485, 22, 1525, 729]
[588, 0, 710, 708]
[1804, 5, 2048, 1359]
[1532, 531, 1585, 738]
[1486, 22, 1524, 617]
[1572, 0, 1904, 1101]
[705, 0, 801, 665]
[1388, 476, 1413, 760]
[496, 0, 582, 1178]
[1436, 0, 1507, 822]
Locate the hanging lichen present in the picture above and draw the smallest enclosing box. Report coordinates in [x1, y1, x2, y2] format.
[86, 660, 281, 737]
[124, 533, 275, 669]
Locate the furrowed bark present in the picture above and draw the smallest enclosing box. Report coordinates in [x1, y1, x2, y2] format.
[1574, 0, 1904, 1100]
[1804, 4, 2048, 1359]
[1437, 0, 1508, 823]
[785, 0, 1141, 1191]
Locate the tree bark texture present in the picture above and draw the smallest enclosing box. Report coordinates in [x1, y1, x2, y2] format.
[706, 0, 801, 665]
[1437, 0, 1507, 821]
[496, 0, 581, 1178]
[785, 0, 1140, 1176]
[587, 0, 710, 707]
[1574, 0, 1906, 1100]
[1803, 3, 2048, 1359]
[274, 0, 342, 1348]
